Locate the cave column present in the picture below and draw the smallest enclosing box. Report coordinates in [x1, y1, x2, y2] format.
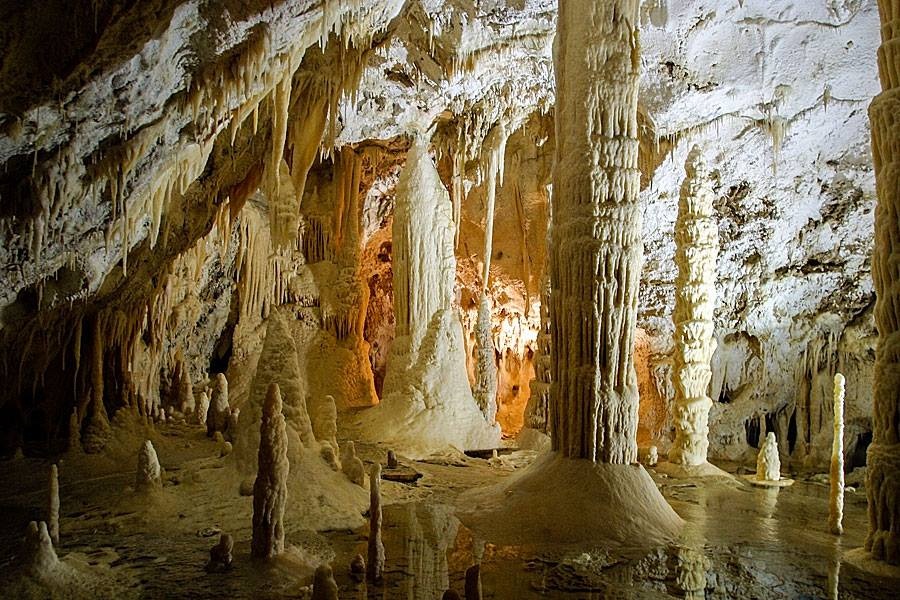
[866, 0, 900, 566]
[549, 0, 642, 463]
[669, 146, 718, 466]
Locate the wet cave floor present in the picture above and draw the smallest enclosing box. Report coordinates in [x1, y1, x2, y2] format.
[0, 420, 897, 599]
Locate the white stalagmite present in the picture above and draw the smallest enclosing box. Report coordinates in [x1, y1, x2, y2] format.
[550, 0, 643, 463]
[196, 391, 210, 427]
[341, 441, 366, 487]
[136, 440, 162, 490]
[24, 521, 58, 576]
[472, 297, 498, 425]
[866, 0, 900, 566]
[669, 146, 719, 467]
[830, 373, 845, 535]
[367, 463, 384, 582]
[362, 136, 500, 456]
[756, 432, 781, 482]
[207, 373, 230, 436]
[311, 395, 340, 453]
[251, 383, 289, 559]
[48, 465, 59, 546]
[176, 358, 195, 417]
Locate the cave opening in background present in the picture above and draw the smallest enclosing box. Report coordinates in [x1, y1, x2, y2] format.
[848, 430, 872, 471]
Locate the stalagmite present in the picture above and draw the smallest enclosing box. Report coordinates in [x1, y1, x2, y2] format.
[251, 383, 289, 559]
[136, 440, 162, 490]
[465, 564, 482, 600]
[176, 360, 195, 417]
[472, 297, 498, 425]
[48, 465, 59, 546]
[207, 373, 231, 436]
[549, 0, 643, 464]
[865, 0, 900, 566]
[669, 146, 719, 467]
[341, 442, 366, 487]
[83, 320, 111, 454]
[350, 554, 366, 582]
[205, 533, 234, 573]
[367, 463, 384, 582]
[67, 408, 81, 453]
[830, 373, 845, 535]
[312, 564, 339, 600]
[387, 450, 398, 469]
[312, 395, 340, 455]
[757, 432, 781, 482]
[196, 391, 210, 427]
[24, 521, 58, 576]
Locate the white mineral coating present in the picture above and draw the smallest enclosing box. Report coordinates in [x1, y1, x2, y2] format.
[364, 136, 499, 455]
[311, 564, 339, 600]
[196, 391, 210, 427]
[830, 373, 846, 535]
[24, 521, 58, 576]
[367, 463, 384, 582]
[251, 383, 290, 559]
[207, 373, 230, 437]
[136, 440, 162, 490]
[237, 311, 315, 475]
[866, 0, 900, 565]
[472, 296, 498, 425]
[341, 441, 366, 487]
[756, 432, 781, 482]
[549, 0, 643, 463]
[48, 465, 60, 546]
[669, 146, 719, 467]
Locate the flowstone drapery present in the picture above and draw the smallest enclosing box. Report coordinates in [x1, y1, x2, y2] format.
[669, 146, 719, 467]
[864, 0, 900, 566]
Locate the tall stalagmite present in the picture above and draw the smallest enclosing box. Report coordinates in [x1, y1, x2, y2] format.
[830, 373, 845, 535]
[251, 383, 289, 559]
[550, 0, 643, 463]
[48, 465, 59, 545]
[867, 0, 900, 565]
[472, 297, 498, 425]
[367, 463, 385, 581]
[669, 146, 719, 466]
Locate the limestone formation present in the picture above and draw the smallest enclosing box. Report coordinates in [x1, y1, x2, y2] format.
[472, 297, 498, 425]
[465, 564, 482, 600]
[251, 383, 290, 559]
[83, 321, 111, 454]
[669, 146, 719, 467]
[205, 534, 234, 573]
[341, 441, 366, 487]
[196, 391, 210, 427]
[312, 564, 339, 600]
[175, 356, 195, 417]
[48, 465, 59, 546]
[549, 0, 644, 464]
[523, 273, 551, 434]
[207, 373, 230, 437]
[67, 408, 81, 454]
[387, 450, 398, 469]
[830, 373, 845, 535]
[350, 554, 366, 583]
[136, 440, 162, 490]
[367, 463, 384, 582]
[866, 0, 900, 565]
[643, 446, 659, 467]
[311, 394, 340, 454]
[24, 521, 58, 576]
[757, 432, 781, 482]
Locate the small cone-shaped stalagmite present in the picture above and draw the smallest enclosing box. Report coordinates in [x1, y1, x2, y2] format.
[24, 521, 58, 576]
[207, 373, 230, 436]
[367, 463, 384, 582]
[756, 432, 781, 482]
[312, 564, 339, 600]
[830, 373, 845, 535]
[342, 441, 366, 487]
[136, 440, 162, 490]
[206, 533, 234, 573]
[48, 465, 59, 545]
[669, 146, 719, 467]
[196, 391, 210, 427]
[251, 383, 289, 559]
[866, 0, 900, 566]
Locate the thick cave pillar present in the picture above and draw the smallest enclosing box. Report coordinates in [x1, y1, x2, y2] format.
[549, 0, 643, 463]
[865, 0, 900, 567]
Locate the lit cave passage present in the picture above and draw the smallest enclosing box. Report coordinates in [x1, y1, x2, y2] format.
[0, 0, 899, 598]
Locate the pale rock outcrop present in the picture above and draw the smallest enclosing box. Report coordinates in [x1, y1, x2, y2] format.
[865, 0, 900, 566]
[48, 465, 59, 546]
[756, 432, 781, 482]
[207, 373, 230, 437]
[361, 137, 500, 456]
[830, 373, 845, 535]
[669, 146, 719, 467]
[24, 521, 58, 576]
[251, 383, 289, 559]
[311, 564, 339, 600]
[136, 440, 162, 490]
[367, 463, 384, 582]
[341, 441, 366, 487]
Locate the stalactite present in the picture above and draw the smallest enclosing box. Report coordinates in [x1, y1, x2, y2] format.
[251, 383, 289, 559]
[550, 0, 643, 463]
[866, 0, 900, 564]
[669, 146, 719, 467]
[830, 373, 845, 535]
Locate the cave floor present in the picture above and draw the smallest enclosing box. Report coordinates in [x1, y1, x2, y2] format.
[0, 420, 897, 599]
